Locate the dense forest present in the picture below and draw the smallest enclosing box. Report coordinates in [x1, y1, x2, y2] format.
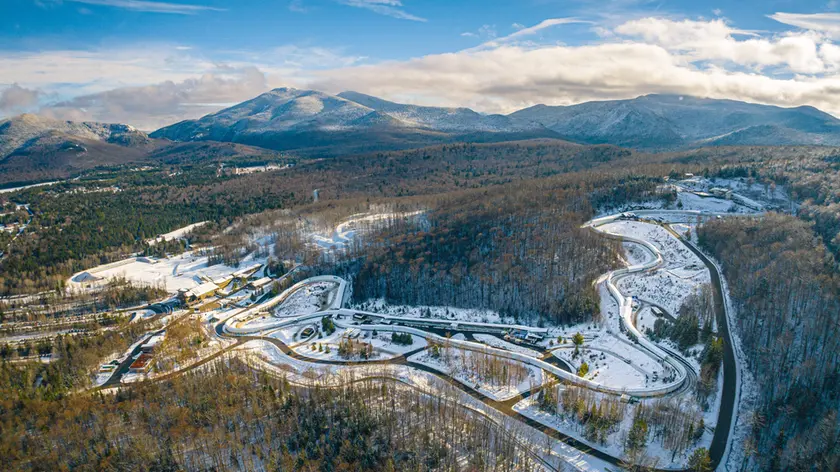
[3, 140, 840, 471]
[343, 173, 662, 324]
[1, 353, 541, 471]
[698, 214, 840, 471]
[0, 140, 645, 295]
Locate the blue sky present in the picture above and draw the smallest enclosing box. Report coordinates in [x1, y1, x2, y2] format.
[3, 0, 840, 128]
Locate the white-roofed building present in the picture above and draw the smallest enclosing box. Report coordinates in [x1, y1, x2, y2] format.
[181, 281, 219, 302]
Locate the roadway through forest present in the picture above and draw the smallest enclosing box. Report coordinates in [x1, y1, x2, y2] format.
[660, 222, 738, 470]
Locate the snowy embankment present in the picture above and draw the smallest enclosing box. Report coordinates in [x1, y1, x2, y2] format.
[584, 214, 690, 395]
[224, 276, 346, 335]
[408, 348, 542, 402]
[292, 327, 428, 361]
[308, 211, 424, 253]
[146, 221, 208, 246]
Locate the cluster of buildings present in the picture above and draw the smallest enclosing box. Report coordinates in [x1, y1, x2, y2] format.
[177, 263, 272, 312]
[708, 187, 764, 211]
[128, 333, 165, 374]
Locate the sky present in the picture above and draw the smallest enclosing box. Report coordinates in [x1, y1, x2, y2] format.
[3, 0, 840, 129]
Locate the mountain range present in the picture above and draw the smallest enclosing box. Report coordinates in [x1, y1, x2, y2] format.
[150, 88, 552, 156]
[152, 89, 840, 153]
[510, 94, 840, 148]
[3, 89, 840, 184]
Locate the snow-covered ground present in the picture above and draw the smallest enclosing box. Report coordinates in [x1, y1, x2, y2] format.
[241, 338, 614, 472]
[408, 347, 543, 401]
[472, 333, 542, 358]
[514, 392, 712, 470]
[273, 281, 336, 318]
[146, 221, 208, 246]
[308, 211, 424, 253]
[353, 298, 513, 325]
[68, 249, 268, 293]
[622, 241, 654, 266]
[292, 327, 427, 361]
[602, 221, 710, 316]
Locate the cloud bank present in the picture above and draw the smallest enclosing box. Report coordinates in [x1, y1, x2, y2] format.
[6, 12, 840, 129]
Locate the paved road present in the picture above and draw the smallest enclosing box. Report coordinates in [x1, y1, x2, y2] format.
[662, 224, 737, 470]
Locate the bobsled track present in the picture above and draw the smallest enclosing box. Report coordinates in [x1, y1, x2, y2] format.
[101, 210, 741, 471]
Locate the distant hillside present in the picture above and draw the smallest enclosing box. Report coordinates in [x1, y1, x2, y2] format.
[0, 113, 155, 159]
[147, 141, 286, 165]
[5, 91, 840, 184]
[0, 114, 291, 185]
[509, 94, 840, 148]
[151, 88, 556, 155]
[0, 114, 158, 185]
[153, 90, 840, 153]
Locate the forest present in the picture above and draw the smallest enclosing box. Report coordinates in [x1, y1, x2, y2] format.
[698, 213, 840, 471]
[1, 140, 840, 470]
[301, 172, 663, 325]
[0, 353, 541, 471]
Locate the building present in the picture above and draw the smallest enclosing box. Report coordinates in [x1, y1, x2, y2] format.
[141, 333, 165, 353]
[212, 275, 235, 290]
[129, 353, 154, 374]
[709, 187, 733, 199]
[248, 277, 273, 295]
[179, 281, 219, 303]
[731, 193, 763, 211]
[233, 263, 263, 280]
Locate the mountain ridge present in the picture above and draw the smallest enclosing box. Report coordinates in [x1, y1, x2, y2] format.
[509, 94, 840, 148]
[151, 89, 840, 153]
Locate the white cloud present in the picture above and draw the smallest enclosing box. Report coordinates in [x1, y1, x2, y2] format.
[42, 66, 269, 129]
[462, 25, 497, 40]
[0, 84, 42, 112]
[62, 0, 224, 15]
[770, 12, 840, 38]
[310, 30, 840, 117]
[336, 0, 425, 22]
[616, 17, 830, 74]
[0, 43, 363, 128]
[468, 18, 590, 52]
[9, 14, 840, 128]
[0, 46, 216, 97]
[288, 0, 306, 13]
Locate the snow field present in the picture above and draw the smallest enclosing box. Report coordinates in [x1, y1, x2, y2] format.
[408, 346, 543, 402]
[354, 298, 512, 325]
[146, 221, 208, 246]
[293, 326, 428, 361]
